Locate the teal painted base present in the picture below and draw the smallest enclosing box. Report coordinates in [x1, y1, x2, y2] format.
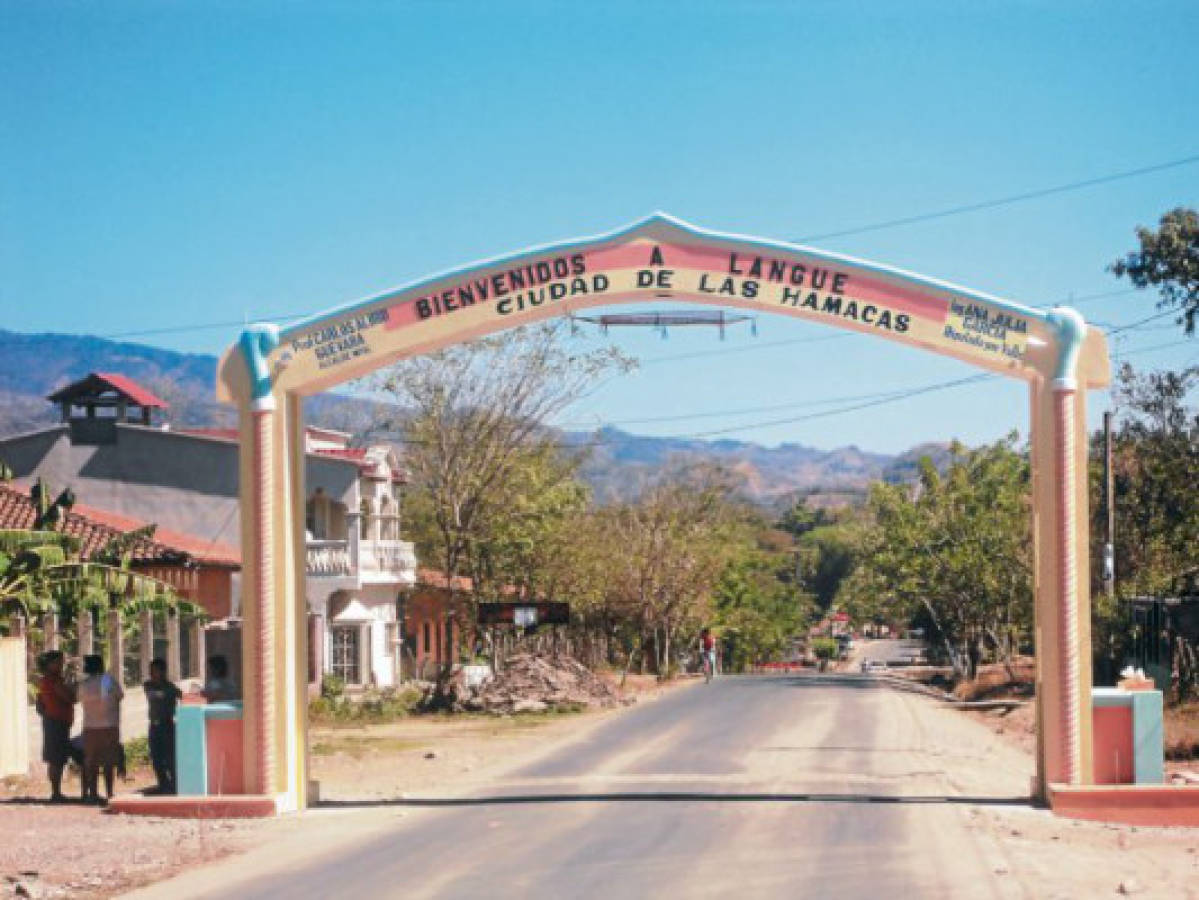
[176, 702, 243, 796]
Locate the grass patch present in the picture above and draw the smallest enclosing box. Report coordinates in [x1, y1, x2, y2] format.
[123, 735, 150, 769]
[309, 686, 423, 725]
[310, 735, 427, 758]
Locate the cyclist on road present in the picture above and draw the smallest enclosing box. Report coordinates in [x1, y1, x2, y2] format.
[700, 627, 718, 682]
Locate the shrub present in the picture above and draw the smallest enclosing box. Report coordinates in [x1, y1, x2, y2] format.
[321, 674, 346, 700]
[308, 686, 422, 725]
[811, 638, 839, 661]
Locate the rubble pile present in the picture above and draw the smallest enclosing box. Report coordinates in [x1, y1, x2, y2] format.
[421, 652, 632, 714]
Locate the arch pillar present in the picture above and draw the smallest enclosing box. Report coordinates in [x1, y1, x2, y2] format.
[1029, 376, 1094, 798]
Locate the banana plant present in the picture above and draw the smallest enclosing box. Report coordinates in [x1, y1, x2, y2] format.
[1, 529, 202, 633]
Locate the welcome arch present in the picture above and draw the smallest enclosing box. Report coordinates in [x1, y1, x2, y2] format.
[216, 213, 1109, 812]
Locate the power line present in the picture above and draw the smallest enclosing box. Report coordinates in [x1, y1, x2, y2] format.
[380, 337, 1191, 450]
[1119, 338, 1194, 357]
[561, 384, 931, 428]
[91, 152, 1197, 341]
[1107, 308, 1181, 335]
[1065, 289, 1140, 307]
[101, 314, 307, 341]
[676, 375, 995, 439]
[638, 332, 853, 366]
[795, 152, 1199, 243]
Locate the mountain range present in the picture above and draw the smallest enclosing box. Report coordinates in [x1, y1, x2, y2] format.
[0, 329, 949, 506]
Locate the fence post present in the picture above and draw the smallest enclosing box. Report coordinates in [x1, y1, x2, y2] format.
[190, 619, 206, 680]
[78, 607, 94, 657]
[167, 608, 181, 682]
[44, 610, 59, 652]
[140, 608, 155, 682]
[107, 609, 124, 685]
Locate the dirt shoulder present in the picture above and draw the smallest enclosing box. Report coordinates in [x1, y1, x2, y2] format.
[924, 695, 1199, 899]
[2, 674, 687, 899]
[309, 673, 686, 801]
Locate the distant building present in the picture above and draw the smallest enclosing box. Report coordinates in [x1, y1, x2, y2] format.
[0, 372, 438, 689]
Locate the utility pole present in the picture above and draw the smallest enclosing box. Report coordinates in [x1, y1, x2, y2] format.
[1103, 410, 1116, 597]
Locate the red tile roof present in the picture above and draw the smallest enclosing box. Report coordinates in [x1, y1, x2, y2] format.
[47, 373, 169, 409]
[0, 484, 240, 567]
[416, 568, 473, 592]
[96, 372, 169, 408]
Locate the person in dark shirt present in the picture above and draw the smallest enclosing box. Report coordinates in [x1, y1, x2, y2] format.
[143, 658, 182, 794]
[202, 654, 237, 702]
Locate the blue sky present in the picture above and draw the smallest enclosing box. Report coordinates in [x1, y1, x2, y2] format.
[2, 1, 1196, 453]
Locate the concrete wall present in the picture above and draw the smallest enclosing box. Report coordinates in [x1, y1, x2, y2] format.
[0, 424, 360, 547]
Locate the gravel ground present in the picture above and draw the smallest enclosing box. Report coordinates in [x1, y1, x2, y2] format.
[0, 777, 271, 899]
[2, 673, 678, 898]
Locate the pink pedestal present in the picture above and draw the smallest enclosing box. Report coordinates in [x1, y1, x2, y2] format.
[1092, 706, 1133, 785]
[206, 718, 245, 795]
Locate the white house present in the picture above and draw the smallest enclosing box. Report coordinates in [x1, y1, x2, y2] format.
[0, 373, 419, 691]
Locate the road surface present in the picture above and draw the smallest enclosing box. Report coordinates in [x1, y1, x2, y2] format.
[857, 637, 928, 666]
[136, 675, 1032, 899]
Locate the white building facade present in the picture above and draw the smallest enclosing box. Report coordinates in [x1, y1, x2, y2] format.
[303, 432, 417, 689]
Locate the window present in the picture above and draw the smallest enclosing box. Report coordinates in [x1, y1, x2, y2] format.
[331, 627, 360, 684]
[360, 500, 371, 539]
[423, 622, 431, 659]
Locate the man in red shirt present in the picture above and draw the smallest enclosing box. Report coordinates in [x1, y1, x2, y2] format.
[36, 651, 76, 802]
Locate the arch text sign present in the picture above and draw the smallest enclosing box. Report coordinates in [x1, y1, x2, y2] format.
[223, 215, 1104, 403]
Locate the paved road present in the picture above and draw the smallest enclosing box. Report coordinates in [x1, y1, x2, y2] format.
[852, 637, 928, 668]
[164, 676, 1027, 899]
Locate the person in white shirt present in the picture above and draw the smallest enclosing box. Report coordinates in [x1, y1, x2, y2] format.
[77, 654, 123, 803]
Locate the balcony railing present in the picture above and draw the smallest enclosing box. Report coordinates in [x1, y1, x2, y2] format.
[306, 540, 351, 576]
[361, 540, 417, 580]
[305, 538, 416, 580]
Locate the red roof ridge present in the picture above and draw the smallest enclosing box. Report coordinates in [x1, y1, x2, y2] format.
[92, 372, 170, 408]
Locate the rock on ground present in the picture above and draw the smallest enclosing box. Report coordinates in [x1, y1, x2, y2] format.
[421, 653, 633, 714]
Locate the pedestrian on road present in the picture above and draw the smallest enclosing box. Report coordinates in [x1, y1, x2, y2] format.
[700, 627, 718, 682]
[77, 654, 123, 804]
[35, 650, 78, 802]
[143, 657, 182, 794]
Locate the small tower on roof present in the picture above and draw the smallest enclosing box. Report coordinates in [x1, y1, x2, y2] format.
[47, 372, 169, 443]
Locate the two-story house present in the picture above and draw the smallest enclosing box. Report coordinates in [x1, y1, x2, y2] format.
[0, 372, 419, 689]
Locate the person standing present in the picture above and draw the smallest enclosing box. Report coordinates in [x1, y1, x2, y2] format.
[77, 654, 123, 804]
[202, 655, 237, 702]
[143, 657, 182, 794]
[35, 651, 76, 802]
[700, 627, 718, 683]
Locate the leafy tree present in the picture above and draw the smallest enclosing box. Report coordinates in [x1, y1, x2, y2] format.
[714, 551, 809, 672]
[839, 438, 1032, 680]
[1110, 207, 1199, 335]
[1090, 363, 1198, 599]
[377, 322, 632, 654]
[470, 443, 590, 603]
[796, 520, 861, 611]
